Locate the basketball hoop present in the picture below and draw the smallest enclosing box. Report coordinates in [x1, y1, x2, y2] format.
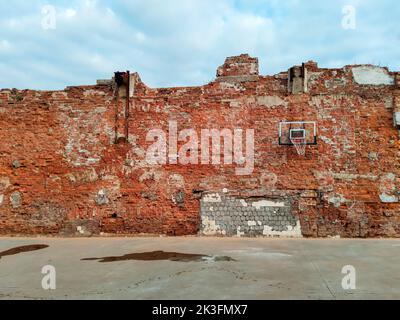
[279, 121, 317, 156]
[291, 137, 307, 156]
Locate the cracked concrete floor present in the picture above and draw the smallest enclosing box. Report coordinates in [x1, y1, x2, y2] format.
[0, 237, 399, 300]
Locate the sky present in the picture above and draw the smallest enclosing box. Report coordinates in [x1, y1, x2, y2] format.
[0, 0, 399, 90]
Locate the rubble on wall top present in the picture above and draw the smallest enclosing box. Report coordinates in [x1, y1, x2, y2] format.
[1, 54, 399, 92]
[216, 54, 259, 78]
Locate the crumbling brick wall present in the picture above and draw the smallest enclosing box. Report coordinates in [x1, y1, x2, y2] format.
[0, 54, 399, 237]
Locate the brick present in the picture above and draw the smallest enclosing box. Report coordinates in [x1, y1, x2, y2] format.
[0, 55, 399, 238]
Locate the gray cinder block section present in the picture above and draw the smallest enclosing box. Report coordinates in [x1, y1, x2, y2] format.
[200, 193, 302, 238]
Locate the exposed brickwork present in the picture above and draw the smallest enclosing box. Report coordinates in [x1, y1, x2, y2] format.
[0, 54, 399, 237]
[216, 54, 259, 79]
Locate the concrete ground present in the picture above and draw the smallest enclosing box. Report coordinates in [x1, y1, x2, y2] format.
[0, 237, 399, 300]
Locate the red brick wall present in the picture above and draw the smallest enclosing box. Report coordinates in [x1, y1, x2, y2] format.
[0, 55, 399, 237]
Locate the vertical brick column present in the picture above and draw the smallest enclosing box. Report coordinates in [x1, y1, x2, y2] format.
[114, 72, 136, 143]
[115, 90, 126, 143]
[394, 74, 400, 129]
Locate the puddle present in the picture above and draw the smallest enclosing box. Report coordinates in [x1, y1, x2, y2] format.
[82, 250, 235, 263]
[0, 245, 49, 259]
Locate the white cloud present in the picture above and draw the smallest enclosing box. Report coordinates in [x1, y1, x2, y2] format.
[0, 40, 11, 51]
[0, 0, 398, 90]
[65, 9, 77, 18]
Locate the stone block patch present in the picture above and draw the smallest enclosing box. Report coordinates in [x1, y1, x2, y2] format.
[200, 193, 301, 238]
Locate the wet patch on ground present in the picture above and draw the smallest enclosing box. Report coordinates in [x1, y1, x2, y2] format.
[0, 245, 49, 259]
[82, 250, 236, 263]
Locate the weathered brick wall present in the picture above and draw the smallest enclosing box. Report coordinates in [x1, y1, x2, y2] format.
[0, 54, 399, 237]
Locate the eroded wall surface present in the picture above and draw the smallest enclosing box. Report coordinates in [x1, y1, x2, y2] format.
[0, 54, 399, 237]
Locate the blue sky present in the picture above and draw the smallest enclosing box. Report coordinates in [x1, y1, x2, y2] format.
[0, 0, 399, 90]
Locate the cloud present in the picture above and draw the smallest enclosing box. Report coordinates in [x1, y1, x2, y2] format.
[0, 40, 11, 51]
[65, 9, 77, 18]
[0, 0, 398, 90]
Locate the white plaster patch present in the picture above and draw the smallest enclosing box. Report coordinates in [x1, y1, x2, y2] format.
[307, 71, 324, 87]
[168, 174, 185, 188]
[77, 226, 85, 234]
[328, 194, 348, 208]
[203, 193, 222, 203]
[57, 104, 108, 167]
[95, 189, 109, 205]
[94, 107, 107, 114]
[252, 200, 285, 209]
[236, 226, 245, 237]
[83, 89, 106, 97]
[0, 176, 11, 190]
[263, 221, 302, 238]
[66, 168, 98, 184]
[320, 135, 335, 145]
[10, 192, 22, 208]
[260, 172, 278, 188]
[0, 194, 4, 206]
[229, 101, 240, 108]
[395, 112, 400, 127]
[202, 216, 225, 236]
[379, 173, 398, 203]
[332, 173, 378, 181]
[250, 62, 258, 75]
[380, 193, 399, 203]
[247, 221, 257, 227]
[52, 92, 68, 99]
[104, 124, 116, 145]
[384, 96, 393, 109]
[385, 173, 396, 181]
[257, 96, 287, 107]
[219, 81, 244, 91]
[240, 199, 248, 207]
[87, 157, 100, 165]
[139, 170, 163, 183]
[352, 66, 394, 86]
[222, 188, 229, 193]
